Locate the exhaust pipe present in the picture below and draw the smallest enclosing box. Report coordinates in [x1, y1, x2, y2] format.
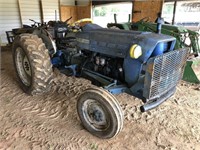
[156, 17, 164, 34]
[156, 12, 164, 34]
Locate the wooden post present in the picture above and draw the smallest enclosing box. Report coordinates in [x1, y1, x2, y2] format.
[17, 0, 23, 27]
[172, 0, 177, 25]
[58, 0, 61, 21]
[160, 0, 164, 15]
[132, 0, 134, 22]
[39, 0, 44, 24]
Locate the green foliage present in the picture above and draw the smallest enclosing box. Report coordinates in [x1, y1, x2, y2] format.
[94, 6, 107, 17]
[94, 9, 100, 16]
[93, 5, 121, 17]
[111, 7, 120, 13]
[163, 4, 174, 14]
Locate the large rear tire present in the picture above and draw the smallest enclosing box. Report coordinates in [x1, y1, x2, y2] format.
[12, 34, 53, 95]
[77, 87, 123, 139]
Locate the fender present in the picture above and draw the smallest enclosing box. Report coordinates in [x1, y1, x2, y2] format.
[33, 28, 57, 55]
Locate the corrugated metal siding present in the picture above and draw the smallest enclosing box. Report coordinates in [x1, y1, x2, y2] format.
[19, 0, 41, 26]
[42, 0, 60, 22]
[0, 0, 60, 44]
[0, 0, 21, 44]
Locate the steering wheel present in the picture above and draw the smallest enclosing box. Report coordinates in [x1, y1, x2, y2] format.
[29, 19, 41, 27]
[65, 16, 72, 23]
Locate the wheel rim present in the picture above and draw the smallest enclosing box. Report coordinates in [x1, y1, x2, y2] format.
[82, 99, 110, 131]
[15, 47, 32, 86]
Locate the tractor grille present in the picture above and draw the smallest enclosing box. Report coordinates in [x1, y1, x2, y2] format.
[143, 48, 188, 100]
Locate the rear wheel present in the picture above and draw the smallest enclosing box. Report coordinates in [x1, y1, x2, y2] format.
[12, 34, 53, 95]
[77, 87, 123, 139]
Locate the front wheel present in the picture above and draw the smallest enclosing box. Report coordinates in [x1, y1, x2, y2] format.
[12, 34, 53, 95]
[77, 87, 123, 139]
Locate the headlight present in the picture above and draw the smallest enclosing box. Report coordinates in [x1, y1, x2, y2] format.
[129, 44, 142, 59]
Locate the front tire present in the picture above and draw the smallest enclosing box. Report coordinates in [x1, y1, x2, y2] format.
[77, 87, 123, 139]
[12, 34, 53, 95]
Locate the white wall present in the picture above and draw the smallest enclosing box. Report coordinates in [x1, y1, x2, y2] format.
[0, 0, 63, 45]
[42, 0, 60, 22]
[0, 0, 21, 45]
[19, 0, 41, 26]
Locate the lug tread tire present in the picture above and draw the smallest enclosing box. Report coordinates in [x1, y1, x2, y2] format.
[12, 34, 53, 95]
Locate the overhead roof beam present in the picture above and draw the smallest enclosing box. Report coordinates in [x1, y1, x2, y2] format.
[92, 0, 132, 6]
[164, 0, 194, 2]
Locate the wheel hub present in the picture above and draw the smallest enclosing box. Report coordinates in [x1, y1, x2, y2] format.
[88, 106, 105, 124]
[23, 56, 31, 76]
[83, 99, 108, 130]
[92, 109, 103, 122]
[15, 47, 32, 86]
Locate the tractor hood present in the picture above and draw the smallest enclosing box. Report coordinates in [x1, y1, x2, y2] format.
[76, 27, 176, 62]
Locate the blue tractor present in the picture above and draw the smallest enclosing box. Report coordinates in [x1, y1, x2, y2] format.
[12, 22, 188, 139]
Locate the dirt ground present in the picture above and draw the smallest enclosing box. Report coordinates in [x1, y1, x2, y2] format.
[0, 47, 200, 150]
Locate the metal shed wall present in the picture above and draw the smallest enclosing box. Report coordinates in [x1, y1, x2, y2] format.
[0, 0, 21, 45]
[19, 0, 41, 26]
[42, 0, 60, 22]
